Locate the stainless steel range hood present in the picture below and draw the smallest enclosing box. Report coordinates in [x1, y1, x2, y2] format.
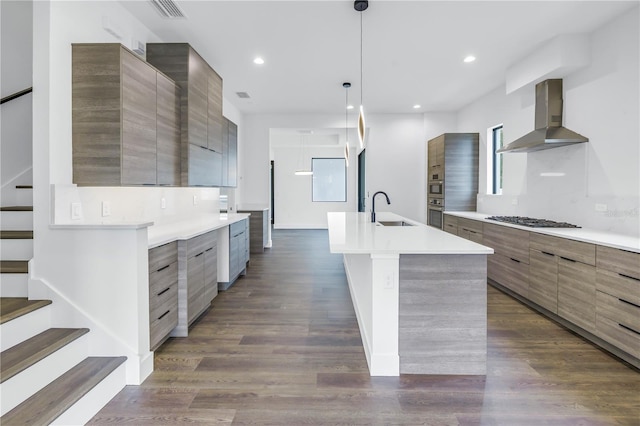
[498, 79, 588, 153]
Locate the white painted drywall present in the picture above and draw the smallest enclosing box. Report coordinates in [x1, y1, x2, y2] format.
[458, 7, 639, 236]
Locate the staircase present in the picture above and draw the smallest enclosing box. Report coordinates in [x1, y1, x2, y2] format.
[0, 185, 127, 425]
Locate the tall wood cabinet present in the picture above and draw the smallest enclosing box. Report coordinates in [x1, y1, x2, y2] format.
[72, 44, 180, 186]
[222, 117, 238, 187]
[146, 43, 224, 187]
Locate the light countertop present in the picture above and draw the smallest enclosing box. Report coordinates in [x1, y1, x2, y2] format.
[445, 211, 640, 253]
[327, 212, 493, 255]
[147, 213, 250, 248]
[237, 204, 269, 211]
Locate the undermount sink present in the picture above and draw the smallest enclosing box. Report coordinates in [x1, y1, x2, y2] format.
[377, 220, 415, 227]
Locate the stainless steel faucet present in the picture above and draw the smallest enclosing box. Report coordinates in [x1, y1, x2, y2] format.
[371, 191, 390, 223]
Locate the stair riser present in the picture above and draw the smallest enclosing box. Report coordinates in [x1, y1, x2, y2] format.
[50, 362, 126, 426]
[0, 212, 32, 231]
[0, 274, 28, 297]
[14, 190, 33, 207]
[0, 305, 51, 351]
[0, 240, 33, 260]
[0, 335, 89, 416]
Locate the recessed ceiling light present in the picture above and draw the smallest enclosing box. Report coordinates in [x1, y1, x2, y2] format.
[413, 104, 421, 109]
[463, 55, 476, 63]
[347, 105, 354, 110]
[253, 57, 265, 65]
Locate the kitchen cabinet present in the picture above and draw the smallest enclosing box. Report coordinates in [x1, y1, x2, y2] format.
[529, 247, 559, 313]
[146, 43, 223, 187]
[483, 223, 529, 296]
[237, 208, 269, 253]
[148, 242, 178, 350]
[156, 73, 181, 186]
[426, 134, 479, 228]
[558, 257, 596, 333]
[72, 44, 180, 186]
[221, 117, 238, 187]
[443, 215, 458, 235]
[220, 218, 249, 290]
[487, 252, 529, 297]
[457, 218, 483, 243]
[595, 246, 640, 358]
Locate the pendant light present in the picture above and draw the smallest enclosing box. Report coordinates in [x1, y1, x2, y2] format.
[343, 82, 351, 167]
[355, 0, 368, 149]
[294, 135, 313, 176]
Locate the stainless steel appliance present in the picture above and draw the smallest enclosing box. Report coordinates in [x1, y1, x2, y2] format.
[427, 198, 444, 229]
[486, 216, 580, 228]
[428, 180, 443, 196]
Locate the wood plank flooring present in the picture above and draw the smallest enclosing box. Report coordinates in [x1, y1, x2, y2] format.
[89, 229, 640, 425]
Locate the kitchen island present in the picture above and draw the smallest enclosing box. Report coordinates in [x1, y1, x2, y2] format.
[327, 212, 493, 376]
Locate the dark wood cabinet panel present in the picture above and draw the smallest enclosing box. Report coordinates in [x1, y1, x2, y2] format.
[156, 73, 181, 186]
[207, 69, 223, 153]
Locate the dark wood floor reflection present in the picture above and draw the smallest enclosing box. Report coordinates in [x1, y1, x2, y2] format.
[89, 229, 639, 425]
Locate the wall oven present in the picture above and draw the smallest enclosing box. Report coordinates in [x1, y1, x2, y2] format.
[428, 180, 443, 196]
[427, 198, 443, 229]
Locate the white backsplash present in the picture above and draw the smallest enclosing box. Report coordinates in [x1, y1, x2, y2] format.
[52, 184, 220, 225]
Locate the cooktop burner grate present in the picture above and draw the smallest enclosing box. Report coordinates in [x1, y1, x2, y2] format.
[485, 216, 581, 228]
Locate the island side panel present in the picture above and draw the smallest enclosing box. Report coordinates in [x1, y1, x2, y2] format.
[399, 254, 487, 375]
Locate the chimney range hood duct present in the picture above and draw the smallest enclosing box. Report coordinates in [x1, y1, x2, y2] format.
[498, 79, 588, 153]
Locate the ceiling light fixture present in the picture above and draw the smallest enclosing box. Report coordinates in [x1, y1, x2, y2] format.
[463, 55, 476, 63]
[294, 135, 313, 176]
[413, 104, 421, 109]
[253, 57, 265, 65]
[355, 0, 368, 149]
[347, 105, 354, 110]
[343, 82, 351, 167]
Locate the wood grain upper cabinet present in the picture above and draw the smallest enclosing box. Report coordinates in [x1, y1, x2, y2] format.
[156, 73, 181, 186]
[221, 118, 238, 187]
[146, 43, 224, 187]
[73, 44, 175, 186]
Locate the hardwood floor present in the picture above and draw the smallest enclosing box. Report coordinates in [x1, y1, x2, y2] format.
[89, 229, 640, 425]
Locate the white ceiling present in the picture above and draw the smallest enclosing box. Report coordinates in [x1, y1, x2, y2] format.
[121, 1, 637, 115]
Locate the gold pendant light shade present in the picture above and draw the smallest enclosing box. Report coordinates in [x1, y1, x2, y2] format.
[358, 105, 365, 149]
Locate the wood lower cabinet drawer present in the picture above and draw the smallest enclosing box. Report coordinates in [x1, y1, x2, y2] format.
[149, 241, 177, 272]
[596, 291, 640, 332]
[150, 282, 178, 319]
[529, 249, 558, 313]
[530, 233, 595, 266]
[595, 313, 640, 359]
[488, 252, 528, 297]
[483, 223, 529, 264]
[596, 268, 640, 306]
[443, 215, 458, 235]
[187, 233, 208, 258]
[458, 218, 482, 235]
[149, 287, 178, 351]
[597, 245, 640, 280]
[149, 261, 178, 296]
[558, 258, 596, 333]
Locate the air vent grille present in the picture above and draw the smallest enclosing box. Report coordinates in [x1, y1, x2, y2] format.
[236, 92, 251, 99]
[150, 0, 185, 18]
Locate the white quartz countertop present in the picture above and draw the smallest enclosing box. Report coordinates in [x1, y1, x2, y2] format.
[237, 204, 269, 211]
[147, 213, 250, 249]
[445, 211, 640, 253]
[327, 212, 493, 255]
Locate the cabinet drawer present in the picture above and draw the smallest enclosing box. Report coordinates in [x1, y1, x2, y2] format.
[187, 233, 209, 258]
[596, 291, 640, 332]
[149, 241, 177, 272]
[558, 258, 596, 333]
[150, 282, 178, 319]
[529, 249, 558, 314]
[530, 233, 595, 266]
[149, 261, 178, 297]
[458, 218, 482, 235]
[597, 245, 640, 280]
[595, 313, 640, 359]
[488, 252, 528, 297]
[596, 268, 640, 306]
[230, 220, 245, 237]
[483, 223, 529, 264]
[203, 230, 217, 250]
[443, 215, 458, 235]
[149, 292, 178, 351]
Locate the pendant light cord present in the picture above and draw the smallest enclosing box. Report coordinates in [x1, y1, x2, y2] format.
[360, 12, 363, 107]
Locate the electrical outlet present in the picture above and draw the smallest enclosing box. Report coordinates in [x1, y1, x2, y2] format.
[71, 202, 82, 220]
[161, 197, 166, 209]
[193, 195, 198, 205]
[101, 201, 111, 217]
[384, 273, 394, 289]
[595, 203, 608, 212]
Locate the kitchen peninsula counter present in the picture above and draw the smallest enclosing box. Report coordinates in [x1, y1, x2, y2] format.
[327, 212, 493, 376]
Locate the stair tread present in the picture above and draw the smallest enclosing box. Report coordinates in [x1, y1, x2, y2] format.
[0, 356, 127, 426]
[15, 185, 32, 189]
[0, 206, 33, 212]
[0, 298, 51, 324]
[0, 260, 29, 273]
[0, 231, 33, 239]
[0, 328, 90, 383]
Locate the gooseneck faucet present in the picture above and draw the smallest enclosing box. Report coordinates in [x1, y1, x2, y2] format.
[371, 191, 391, 223]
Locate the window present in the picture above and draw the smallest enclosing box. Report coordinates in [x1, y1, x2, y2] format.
[491, 125, 503, 194]
[312, 158, 346, 202]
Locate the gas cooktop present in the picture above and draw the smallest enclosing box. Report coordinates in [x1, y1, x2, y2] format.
[485, 216, 581, 228]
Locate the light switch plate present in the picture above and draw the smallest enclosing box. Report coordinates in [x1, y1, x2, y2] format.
[161, 198, 166, 209]
[71, 202, 82, 220]
[193, 195, 197, 205]
[101, 201, 111, 217]
[595, 203, 608, 212]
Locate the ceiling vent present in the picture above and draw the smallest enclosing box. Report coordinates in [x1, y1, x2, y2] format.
[236, 92, 251, 99]
[149, 0, 186, 18]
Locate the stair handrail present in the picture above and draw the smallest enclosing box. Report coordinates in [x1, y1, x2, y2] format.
[1, 87, 33, 105]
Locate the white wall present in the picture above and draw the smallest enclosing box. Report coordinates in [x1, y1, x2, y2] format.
[1, 0, 33, 193]
[457, 7, 639, 236]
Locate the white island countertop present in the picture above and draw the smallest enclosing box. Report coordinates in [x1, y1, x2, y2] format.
[147, 213, 250, 249]
[445, 211, 640, 253]
[328, 212, 493, 255]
